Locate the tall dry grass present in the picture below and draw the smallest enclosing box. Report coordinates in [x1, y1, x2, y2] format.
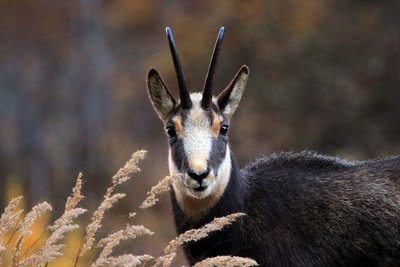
[0, 150, 257, 267]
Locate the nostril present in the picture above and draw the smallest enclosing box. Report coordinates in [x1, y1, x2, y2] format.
[201, 168, 210, 178]
[187, 171, 201, 181]
[188, 168, 210, 182]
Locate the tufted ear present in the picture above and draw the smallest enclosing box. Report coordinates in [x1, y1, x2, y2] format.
[217, 65, 249, 117]
[147, 69, 176, 120]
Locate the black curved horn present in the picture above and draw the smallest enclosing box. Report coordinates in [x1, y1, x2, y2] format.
[166, 27, 192, 109]
[201, 27, 225, 110]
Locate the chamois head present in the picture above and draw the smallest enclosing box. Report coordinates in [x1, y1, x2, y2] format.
[147, 27, 249, 204]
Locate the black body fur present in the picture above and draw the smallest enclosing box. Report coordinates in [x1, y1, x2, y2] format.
[171, 151, 400, 267]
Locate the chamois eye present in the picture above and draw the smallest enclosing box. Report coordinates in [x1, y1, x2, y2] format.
[220, 124, 229, 136]
[166, 125, 176, 138]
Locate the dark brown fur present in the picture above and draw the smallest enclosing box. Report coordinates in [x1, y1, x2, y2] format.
[171, 151, 400, 266]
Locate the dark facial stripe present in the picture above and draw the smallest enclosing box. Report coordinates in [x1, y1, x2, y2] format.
[209, 133, 228, 176]
[169, 135, 188, 173]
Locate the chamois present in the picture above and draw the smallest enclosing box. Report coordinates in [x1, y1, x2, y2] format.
[147, 27, 400, 266]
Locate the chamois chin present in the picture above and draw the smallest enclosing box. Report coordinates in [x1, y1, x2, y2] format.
[147, 27, 400, 266]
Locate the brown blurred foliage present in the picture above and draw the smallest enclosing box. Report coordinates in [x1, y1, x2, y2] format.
[0, 0, 399, 263]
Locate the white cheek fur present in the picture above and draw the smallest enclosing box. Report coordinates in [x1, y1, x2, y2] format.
[168, 149, 179, 175]
[170, 145, 232, 219]
[216, 146, 232, 195]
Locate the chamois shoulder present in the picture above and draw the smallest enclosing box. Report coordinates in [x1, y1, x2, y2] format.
[241, 150, 355, 175]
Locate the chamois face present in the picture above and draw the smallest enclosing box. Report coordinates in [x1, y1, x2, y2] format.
[147, 66, 249, 201]
[166, 93, 230, 199]
[147, 27, 249, 216]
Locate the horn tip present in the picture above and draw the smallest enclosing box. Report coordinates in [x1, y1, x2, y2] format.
[218, 27, 225, 39]
[166, 27, 172, 35]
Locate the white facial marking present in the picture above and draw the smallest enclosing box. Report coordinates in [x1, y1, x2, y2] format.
[216, 146, 232, 195]
[183, 93, 212, 174]
[168, 148, 179, 174]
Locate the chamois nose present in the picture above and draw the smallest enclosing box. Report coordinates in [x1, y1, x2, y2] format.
[187, 168, 210, 183]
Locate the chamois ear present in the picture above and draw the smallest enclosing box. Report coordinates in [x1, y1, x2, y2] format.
[147, 69, 176, 120]
[217, 65, 249, 117]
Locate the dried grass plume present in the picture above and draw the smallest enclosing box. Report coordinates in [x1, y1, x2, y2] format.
[93, 224, 154, 266]
[12, 201, 52, 265]
[0, 150, 258, 267]
[19, 173, 87, 266]
[140, 174, 180, 209]
[193, 256, 259, 266]
[154, 213, 246, 266]
[79, 150, 146, 257]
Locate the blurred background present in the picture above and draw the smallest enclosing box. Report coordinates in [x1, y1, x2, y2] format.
[0, 0, 399, 265]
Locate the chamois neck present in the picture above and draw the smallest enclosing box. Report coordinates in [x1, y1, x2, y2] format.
[171, 150, 245, 224]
